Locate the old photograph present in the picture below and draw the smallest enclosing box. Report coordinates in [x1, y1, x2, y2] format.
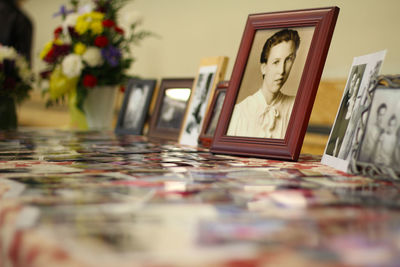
[157, 88, 190, 130]
[322, 50, 386, 172]
[325, 64, 366, 158]
[227, 27, 314, 139]
[358, 87, 400, 168]
[115, 79, 156, 135]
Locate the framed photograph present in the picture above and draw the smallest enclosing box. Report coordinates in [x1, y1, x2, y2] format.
[211, 7, 340, 161]
[147, 78, 194, 142]
[198, 81, 229, 148]
[179, 56, 229, 147]
[115, 79, 156, 135]
[321, 50, 386, 172]
[349, 75, 400, 179]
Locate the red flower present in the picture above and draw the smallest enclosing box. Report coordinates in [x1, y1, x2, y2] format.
[54, 26, 63, 38]
[119, 85, 125, 93]
[114, 26, 124, 35]
[102, 19, 115, 28]
[94, 35, 109, 47]
[44, 48, 55, 63]
[44, 44, 71, 63]
[40, 70, 52, 79]
[83, 74, 97, 88]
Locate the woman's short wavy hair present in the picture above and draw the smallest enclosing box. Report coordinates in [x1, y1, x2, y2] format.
[260, 29, 300, 64]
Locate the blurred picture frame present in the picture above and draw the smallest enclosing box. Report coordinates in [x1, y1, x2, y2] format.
[115, 79, 156, 135]
[211, 7, 340, 161]
[147, 78, 194, 142]
[179, 56, 228, 147]
[198, 81, 229, 148]
[349, 75, 400, 179]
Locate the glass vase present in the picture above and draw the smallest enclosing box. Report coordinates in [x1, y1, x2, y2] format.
[83, 85, 117, 131]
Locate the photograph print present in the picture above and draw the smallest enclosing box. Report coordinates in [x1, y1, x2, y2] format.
[324, 64, 367, 158]
[147, 78, 194, 142]
[357, 83, 400, 177]
[181, 65, 217, 140]
[227, 28, 314, 139]
[179, 57, 228, 147]
[115, 79, 156, 135]
[157, 88, 190, 130]
[322, 50, 386, 172]
[211, 7, 340, 161]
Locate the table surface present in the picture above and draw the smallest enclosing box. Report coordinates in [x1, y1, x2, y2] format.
[1, 129, 399, 267]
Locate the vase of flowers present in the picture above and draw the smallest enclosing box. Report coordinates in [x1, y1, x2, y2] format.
[0, 45, 33, 130]
[40, 0, 151, 130]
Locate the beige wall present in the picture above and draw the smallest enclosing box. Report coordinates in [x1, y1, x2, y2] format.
[23, 0, 399, 83]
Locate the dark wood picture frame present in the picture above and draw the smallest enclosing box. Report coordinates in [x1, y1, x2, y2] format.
[115, 79, 156, 135]
[147, 78, 194, 142]
[198, 81, 229, 148]
[211, 7, 339, 161]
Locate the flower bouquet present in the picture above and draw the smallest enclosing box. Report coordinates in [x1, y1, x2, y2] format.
[0, 45, 33, 130]
[40, 0, 151, 130]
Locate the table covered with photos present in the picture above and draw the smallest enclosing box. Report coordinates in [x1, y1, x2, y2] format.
[1, 129, 400, 267]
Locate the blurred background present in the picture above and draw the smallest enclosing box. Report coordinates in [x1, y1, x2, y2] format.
[16, 0, 399, 154]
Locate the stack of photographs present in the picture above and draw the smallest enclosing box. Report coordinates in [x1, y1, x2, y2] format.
[0, 129, 400, 266]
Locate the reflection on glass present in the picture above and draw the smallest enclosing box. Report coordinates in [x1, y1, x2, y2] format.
[157, 88, 191, 129]
[165, 88, 191, 102]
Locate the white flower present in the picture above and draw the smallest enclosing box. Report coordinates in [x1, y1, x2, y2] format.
[82, 47, 103, 67]
[0, 46, 17, 61]
[64, 12, 79, 27]
[61, 54, 83, 78]
[15, 56, 31, 83]
[78, 4, 93, 14]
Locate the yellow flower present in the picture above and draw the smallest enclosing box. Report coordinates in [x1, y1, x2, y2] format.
[89, 11, 104, 21]
[90, 20, 103, 35]
[53, 39, 63, 45]
[49, 66, 78, 100]
[74, 42, 86, 55]
[75, 15, 90, 35]
[40, 41, 53, 59]
[39, 39, 63, 59]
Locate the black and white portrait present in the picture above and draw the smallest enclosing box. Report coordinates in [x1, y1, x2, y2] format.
[123, 84, 148, 129]
[325, 64, 366, 158]
[157, 88, 190, 130]
[322, 50, 386, 172]
[358, 87, 400, 169]
[227, 27, 314, 139]
[115, 79, 156, 135]
[180, 65, 217, 146]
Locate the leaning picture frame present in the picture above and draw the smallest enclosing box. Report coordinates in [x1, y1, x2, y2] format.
[198, 81, 229, 148]
[147, 78, 194, 142]
[321, 50, 386, 172]
[115, 79, 156, 135]
[349, 75, 400, 179]
[211, 7, 340, 161]
[178, 56, 229, 147]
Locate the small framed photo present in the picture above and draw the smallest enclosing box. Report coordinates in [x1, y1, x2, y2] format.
[179, 56, 229, 147]
[211, 7, 340, 161]
[349, 75, 400, 179]
[147, 78, 194, 142]
[115, 79, 156, 135]
[321, 50, 386, 172]
[198, 81, 229, 148]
